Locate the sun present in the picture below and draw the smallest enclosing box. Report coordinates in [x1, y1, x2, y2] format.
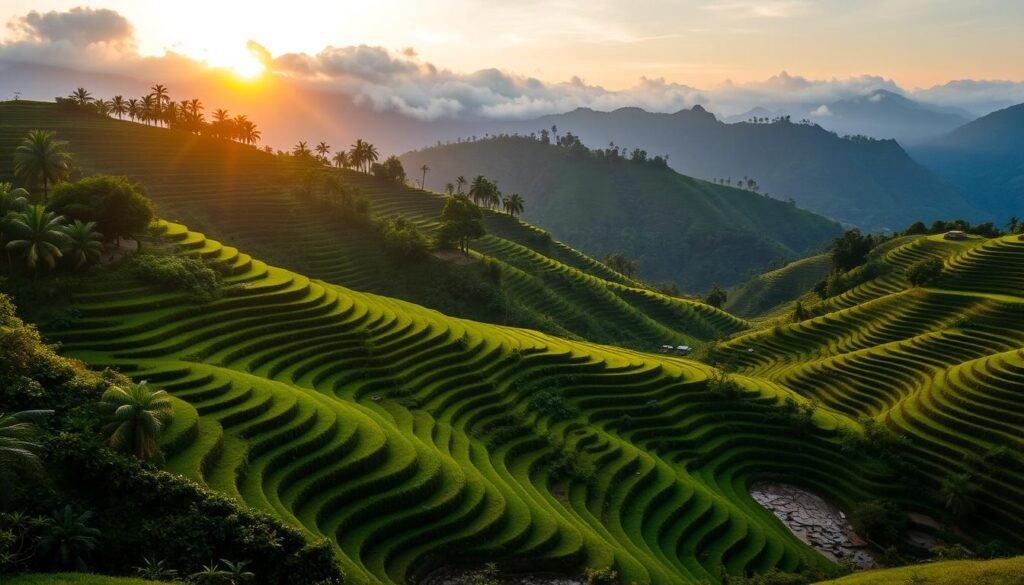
[227, 53, 266, 79]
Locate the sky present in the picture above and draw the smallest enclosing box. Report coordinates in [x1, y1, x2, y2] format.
[1, 1, 1023, 120]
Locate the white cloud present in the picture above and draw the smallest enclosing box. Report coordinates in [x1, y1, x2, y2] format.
[810, 104, 832, 116]
[702, 1, 812, 19]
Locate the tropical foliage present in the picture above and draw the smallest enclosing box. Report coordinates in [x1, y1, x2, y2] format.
[12, 130, 71, 201]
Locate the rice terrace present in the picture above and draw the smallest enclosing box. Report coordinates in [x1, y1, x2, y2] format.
[2, 3, 1024, 585]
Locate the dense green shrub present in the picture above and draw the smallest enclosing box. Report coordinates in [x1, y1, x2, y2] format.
[127, 253, 222, 301]
[850, 500, 908, 546]
[907, 257, 944, 287]
[378, 216, 428, 262]
[528, 388, 579, 421]
[371, 156, 406, 183]
[49, 176, 154, 246]
[584, 566, 619, 585]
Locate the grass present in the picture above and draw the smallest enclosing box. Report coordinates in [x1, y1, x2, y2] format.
[27, 220, 904, 585]
[717, 232, 1024, 548]
[0, 100, 745, 352]
[813, 556, 1024, 584]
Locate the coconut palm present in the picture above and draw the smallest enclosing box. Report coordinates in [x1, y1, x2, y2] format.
[110, 95, 128, 119]
[456, 176, 467, 194]
[503, 193, 524, 217]
[69, 87, 92, 106]
[363, 143, 379, 171]
[139, 95, 156, 125]
[36, 505, 101, 570]
[239, 121, 261, 145]
[292, 141, 311, 157]
[0, 410, 52, 493]
[94, 99, 112, 116]
[127, 98, 139, 122]
[332, 151, 349, 169]
[315, 141, 331, 162]
[150, 84, 169, 124]
[5, 205, 69, 276]
[99, 380, 173, 461]
[61, 220, 104, 270]
[940, 473, 977, 520]
[13, 130, 72, 202]
[0, 184, 30, 272]
[445, 182, 455, 195]
[419, 164, 430, 190]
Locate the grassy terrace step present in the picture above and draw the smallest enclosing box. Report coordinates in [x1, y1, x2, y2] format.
[0, 101, 740, 351]
[718, 231, 1024, 549]
[41, 222, 899, 584]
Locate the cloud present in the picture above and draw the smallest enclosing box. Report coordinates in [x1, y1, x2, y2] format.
[810, 105, 832, 116]
[265, 44, 706, 120]
[6, 7, 134, 48]
[703, 1, 812, 19]
[911, 79, 1024, 114]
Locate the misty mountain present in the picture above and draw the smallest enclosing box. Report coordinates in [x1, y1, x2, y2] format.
[911, 102, 1024, 222]
[400, 136, 841, 291]
[495, 106, 979, 231]
[723, 90, 972, 144]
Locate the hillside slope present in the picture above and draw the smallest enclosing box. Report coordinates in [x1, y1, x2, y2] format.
[724, 254, 832, 318]
[37, 221, 904, 584]
[713, 232, 1024, 548]
[497, 106, 979, 231]
[400, 136, 841, 291]
[0, 100, 744, 350]
[912, 102, 1024, 222]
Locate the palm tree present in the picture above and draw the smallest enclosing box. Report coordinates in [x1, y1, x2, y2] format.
[0, 410, 52, 493]
[99, 380, 173, 461]
[127, 98, 139, 122]
[348, 140, 366, 172]
[1009, 217, 1020, 234]
[94, 99, 112, 116]
[150, 84, 169, 124]
[139, 95, 156, 125]
[445, 182, 455, 196]
[13, 130, 72, 202]
[332, 151, 349, 169]
[469, 175, 494, 207]
[36, 505, 101, 570]
[110, 96, 128, 119]
[292, 141, 310, 157]
[69, 87, 92, 106]
[503, 193, 524, 217]
[239, 121, 261, 145]
[940, 473, 977, 520]
[455, 176, 467, 194]
[61, 220, 104, 270]
[315, 141, 331, 162]
[5, 205, 69, 276]
[419, 164, 430, 190]
[0, 184, 29, 273]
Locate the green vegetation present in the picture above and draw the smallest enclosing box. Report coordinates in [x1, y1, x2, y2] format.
[6, 574, 170, 585]
[812, 556, 1024, 585]
[0, 100, 745, 351]
[713, 230, 1024, 555]
[4, 219, 912, 584]
[399, 134, 842, 291]
[725, 254, 831, 317]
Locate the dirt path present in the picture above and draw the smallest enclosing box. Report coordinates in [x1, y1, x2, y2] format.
[750, 481, 879, 569]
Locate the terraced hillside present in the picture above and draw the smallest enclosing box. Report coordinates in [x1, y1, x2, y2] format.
[40, 222, 906, 585]
[0, 100, 743, 349]
[725, 254, 832, 318]
[715, 233, 1024, 547]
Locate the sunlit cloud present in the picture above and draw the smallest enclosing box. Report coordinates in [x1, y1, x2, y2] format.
[702, 1, 813, 19]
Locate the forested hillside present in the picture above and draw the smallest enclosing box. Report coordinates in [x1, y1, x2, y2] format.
[401, 135, 841, 291]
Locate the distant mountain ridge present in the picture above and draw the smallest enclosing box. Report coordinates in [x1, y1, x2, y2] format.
[495, 106, 979, 231]
[912, 102, 1024, 222]
[400, 135, 842, 291]
[723, 89, 973, 144]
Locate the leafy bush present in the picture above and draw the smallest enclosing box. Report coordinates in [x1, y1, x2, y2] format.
[378, 216, 428, 262]
[127, 253, 222, 301]
[850, 500, 908, 546]
[370, 156, 406, 183]
[724, 569, 808, 585]
[585, 566, 619, 585]
[528, 388, 578, 421]
[49, 175, 154, 246]
[907, 257, 943, 287]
